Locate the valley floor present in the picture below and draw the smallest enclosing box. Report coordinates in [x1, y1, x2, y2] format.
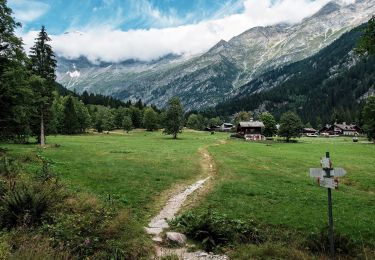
[2, 131, 375, 259]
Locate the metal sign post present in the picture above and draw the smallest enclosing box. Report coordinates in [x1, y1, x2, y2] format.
[309, 152, 347, 259]
[324, 152, 335, 259]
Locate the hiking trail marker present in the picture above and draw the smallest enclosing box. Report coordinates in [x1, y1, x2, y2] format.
[309, 152, 346, 259]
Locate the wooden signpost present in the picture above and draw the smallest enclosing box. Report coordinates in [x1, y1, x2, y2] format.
[309, 152, 346, 259]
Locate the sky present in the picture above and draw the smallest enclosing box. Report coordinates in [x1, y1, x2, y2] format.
[8, 0, 354, 63]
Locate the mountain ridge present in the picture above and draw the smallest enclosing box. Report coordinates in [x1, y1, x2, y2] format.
[56, 0, 375, 110]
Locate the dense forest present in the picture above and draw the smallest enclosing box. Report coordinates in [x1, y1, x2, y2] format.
[208, 24, 374, 127]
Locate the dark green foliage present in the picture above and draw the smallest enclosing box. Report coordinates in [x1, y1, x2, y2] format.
[0, 184, 57, 228]
[29, 26, 56, 82]
[260, 112, 277, 137]
[362, 96, 375, 141]
[129, 106, 143, 128]
[143, 107, 158, 131]
[0, 155, 20, 179]
[187, 113, 206, 130]
[211, 24, 372, 126]
[35, 159, 57, 183]
[209, 117, 222, 128]
[356, 16, 375, 55]
[79, 90, 130, 108]
[62, 96, 80, 134]
[163, 97, 184, 139]
[234, 111, 251, 125]
[305, 228, 358, 256]
[29, 26, 56, 145]
[170, 211, 264, 252]
[92, 106, 114, 133]
[122, 116, 133, 133]
[0, 1, 32, 142]
[278, 112, 303, 142]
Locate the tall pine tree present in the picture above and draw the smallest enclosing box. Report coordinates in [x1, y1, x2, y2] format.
[0, 0, 32, 142]
[29, 26, 57, 146]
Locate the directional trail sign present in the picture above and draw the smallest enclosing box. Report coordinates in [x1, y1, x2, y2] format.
[308, 152, 347, 259]
[309, 168, 347, 178]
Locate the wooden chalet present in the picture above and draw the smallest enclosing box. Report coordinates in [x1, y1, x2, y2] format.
[302, 128, 317, 134]
[320, 123, 361, 136]
[237, 121, 264, 135]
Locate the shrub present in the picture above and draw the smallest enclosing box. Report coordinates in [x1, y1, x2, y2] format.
[170, 211, 264, 252]
[0, 156, 20, 179]
[34, 159, 57, 183]
[305, 227, 359, 256]
[0, 183, 61, 228]
[44, 194, 153, 259]
[7, 234, 70, 260]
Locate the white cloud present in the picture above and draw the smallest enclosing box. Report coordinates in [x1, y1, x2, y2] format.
[10, 0, 49, 22]
[21, 0, 348, 63]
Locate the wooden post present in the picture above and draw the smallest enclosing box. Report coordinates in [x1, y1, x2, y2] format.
[40, 112, 45, 147]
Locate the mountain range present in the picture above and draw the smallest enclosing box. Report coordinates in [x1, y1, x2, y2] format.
[56, 0, 375, 111]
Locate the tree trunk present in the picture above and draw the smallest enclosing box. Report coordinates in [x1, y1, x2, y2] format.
[40, 112, 46, 147]
[173, 132, 177, 139]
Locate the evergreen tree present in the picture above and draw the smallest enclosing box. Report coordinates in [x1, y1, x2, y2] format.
[129, 106, 143, 128]
[75, 99, 91, 133]
[122, 116, 133, 133]
[49, 94, 64, 134]
[143, 107, 158, 131]
[356, 16, 375, 55]
[29, 26, 56, 146]
[260, 112, 277, 137]
[163, 97, 184, 139]
[29, 26, 56, 81]
[62, 96, 79, 134]
[0, 0, 32, 142]
[362, 96, 375, 142]
[278, 111, 303, 142]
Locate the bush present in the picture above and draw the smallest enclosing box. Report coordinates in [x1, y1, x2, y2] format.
[44, 194, 153, 259]
[170, 211, 264, 252]
[305, 227, 359, 256]
[0, 156, 20, 179]
[34, 159, 57, 183]
[7, 234, 71, 260]
[0, 183, 60, 228]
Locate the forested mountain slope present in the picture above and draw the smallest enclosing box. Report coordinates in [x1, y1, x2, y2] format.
[212, 24, 375, 126]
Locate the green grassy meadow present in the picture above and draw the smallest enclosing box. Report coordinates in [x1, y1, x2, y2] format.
[201, 137, 375, 246]
[2, 130, 227, 222]
[2, 132, 375, 257]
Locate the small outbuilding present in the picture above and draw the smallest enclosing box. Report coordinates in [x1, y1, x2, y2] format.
[219, 123, 234, 132]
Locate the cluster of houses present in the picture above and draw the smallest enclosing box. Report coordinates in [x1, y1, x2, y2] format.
[208, 120, 362, 141]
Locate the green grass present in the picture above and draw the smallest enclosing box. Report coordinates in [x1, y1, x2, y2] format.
[2, 132, 375, 254]
[198, 137, 375, 246]
[1, 130, 227, 222]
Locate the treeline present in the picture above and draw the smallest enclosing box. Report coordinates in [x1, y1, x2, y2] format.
[207, 23, 373, 128]
[55, 82, 131, 108]
[0, 1, 167, 143]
